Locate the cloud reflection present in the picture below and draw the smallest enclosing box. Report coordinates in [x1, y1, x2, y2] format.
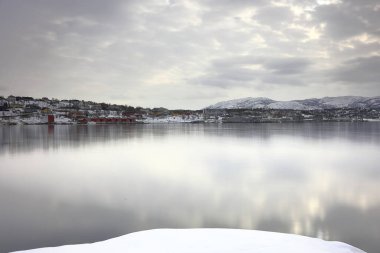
[0, 123, 379, 252]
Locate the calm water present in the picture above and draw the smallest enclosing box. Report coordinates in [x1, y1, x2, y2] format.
[1, 123, 380, 253]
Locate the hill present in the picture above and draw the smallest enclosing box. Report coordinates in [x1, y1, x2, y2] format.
[206, 96, 380, 110]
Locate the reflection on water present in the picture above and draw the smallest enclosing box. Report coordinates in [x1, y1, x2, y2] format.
[0, 123, 379, 253]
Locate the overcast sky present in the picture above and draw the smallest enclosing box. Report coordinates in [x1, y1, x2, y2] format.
[0, 0, 379, 109]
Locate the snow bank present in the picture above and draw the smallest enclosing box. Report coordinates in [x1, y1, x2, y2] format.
[142, 115, 203, 123]
[12, 229, 366, 253]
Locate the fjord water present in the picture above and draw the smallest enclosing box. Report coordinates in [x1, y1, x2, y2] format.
[0, 123, 379, 253]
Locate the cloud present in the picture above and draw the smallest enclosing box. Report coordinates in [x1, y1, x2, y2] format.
[332, 40, 380, 59]
[196, 56, 313, 88]
[262, 58, 312, 75]
[261, 76, 306, 86]
[312, 0, 380, 40]
[254, 5, 294, 28]
[331, 56, 380, 84]
[0, 0, 378, 108]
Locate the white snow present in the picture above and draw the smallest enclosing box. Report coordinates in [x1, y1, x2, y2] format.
[20, 116, 45, 124]
[24, 100, 51, 109]
[319, 96, 364, 107]
[142, 115, 203, 123]
[12, 229, 365, 253]
[206, 96, 380, 110]
[0, 111, 15, 117]
[268, 101, 309, 110]
[207, 97, 274, 109]
[54, 116, 73, 124]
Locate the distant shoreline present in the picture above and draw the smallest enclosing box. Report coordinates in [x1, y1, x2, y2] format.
[1, 95, 380, 125]
[1, 118, 380, 126]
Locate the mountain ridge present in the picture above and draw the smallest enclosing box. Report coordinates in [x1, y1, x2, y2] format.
[205, 96, 380, 110]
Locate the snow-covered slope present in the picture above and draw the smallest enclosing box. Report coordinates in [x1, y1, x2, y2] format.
[207, 97, 275, 109]
[268, 101, 309, 110]
[13, 229, 365, 253]
[319, 96, 365, 108]
[206, 96, 380, 110]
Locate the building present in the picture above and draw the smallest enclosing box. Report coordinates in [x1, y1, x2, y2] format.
[7, 95, 16, 103]
[0, 98, 9, 110]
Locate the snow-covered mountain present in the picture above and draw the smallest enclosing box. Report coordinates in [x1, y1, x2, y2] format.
[206, 96, 380, 110]
[207, 97, 275, 109]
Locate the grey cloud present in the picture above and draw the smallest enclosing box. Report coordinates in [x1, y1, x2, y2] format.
[216, 56, 312, 74]
[261, 76, 305, 86]
[196, 57, 260, 87]
[218, 68, 260, 82]
[332, 56, 380, 84]
[33, 0, 128, 21]
[195, 76, 252, 88]
[281, 28, 309, 41]
[200, 0, 268, 25]
[254, 5, 294, 28]
[197, 56, 313, 88]
[204, 0, 265, 7]
[263, 58, 312, 75]
[312, 1, 380, 40]
[332, 41, 380, 59]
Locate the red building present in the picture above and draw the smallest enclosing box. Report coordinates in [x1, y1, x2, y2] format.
[48, 114, 54, 124]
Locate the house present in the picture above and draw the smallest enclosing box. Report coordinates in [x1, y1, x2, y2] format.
[24, 106, 39, 113]
[0, 98, 9, 111]
[41, 107, 52, 114]
[7, 95, 16, 103]
[89, 104, 102, 110]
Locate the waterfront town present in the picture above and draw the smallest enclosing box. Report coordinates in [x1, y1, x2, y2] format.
[1, 95, 380, 125]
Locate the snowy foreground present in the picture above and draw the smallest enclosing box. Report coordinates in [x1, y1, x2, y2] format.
[13, 229, 366, 253]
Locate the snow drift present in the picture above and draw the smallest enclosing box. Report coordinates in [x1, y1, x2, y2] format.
[12, 229, 366, 253]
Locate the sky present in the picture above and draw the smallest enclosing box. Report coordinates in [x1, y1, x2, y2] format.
[0, 0, 379, 109]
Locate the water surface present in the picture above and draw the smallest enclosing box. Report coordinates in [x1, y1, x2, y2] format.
[1, 123, 379, 253]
